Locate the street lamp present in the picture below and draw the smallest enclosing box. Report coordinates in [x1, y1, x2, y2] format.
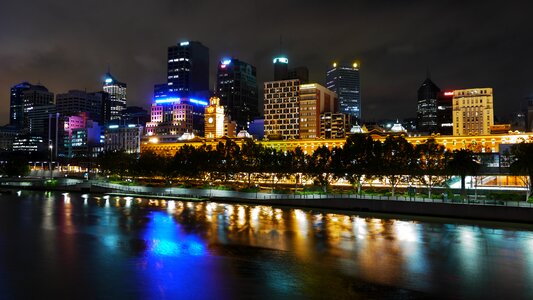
[48, 143, 53, 180]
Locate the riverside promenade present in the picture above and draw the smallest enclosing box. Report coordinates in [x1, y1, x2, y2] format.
[99, 182, 533, 223]
[2, 179, 532, 223]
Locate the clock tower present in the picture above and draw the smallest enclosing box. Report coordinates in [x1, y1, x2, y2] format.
[204, 96, 225, 138]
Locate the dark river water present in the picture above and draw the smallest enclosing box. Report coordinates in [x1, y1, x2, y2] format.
[0, 191, 532, 299]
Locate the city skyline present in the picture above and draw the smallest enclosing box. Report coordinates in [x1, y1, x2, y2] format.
[1, 1, 531, 125]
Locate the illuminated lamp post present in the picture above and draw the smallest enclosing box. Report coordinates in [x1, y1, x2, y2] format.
[48, 142, 53, 180]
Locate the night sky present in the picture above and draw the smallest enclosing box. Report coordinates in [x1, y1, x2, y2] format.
[1, 0, 531, 124]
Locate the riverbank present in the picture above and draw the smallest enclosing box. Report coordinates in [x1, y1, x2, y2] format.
[3, 181, 532, 223]
[101, 189, 533, 223]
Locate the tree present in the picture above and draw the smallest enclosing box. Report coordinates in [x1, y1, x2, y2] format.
[239, 139, 263, 187]
[98, 150, 135, 179]
[414, 138, 447, 199]
[173, 145, 203, 181]
[1, 155, 30, 177]
[378, 136, 414, 197]
[137, 150, 165, 180]
[510, 142, 533, 199]
[308, 145, 336, 192]
[341, 134, 378, 194]
[446, 149, 480, 199]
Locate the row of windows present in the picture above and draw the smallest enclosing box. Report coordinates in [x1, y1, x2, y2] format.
[265, 81, 298, 89]
[265, 93, 298, 98]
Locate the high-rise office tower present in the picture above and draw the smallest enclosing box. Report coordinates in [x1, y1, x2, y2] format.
[416, 77, 440, 133]
[298, 83, 337, 139]
[56, 90, 109, 124]
[216, 58, 259, 129]
[264, 79, 300, 139]
[103, 72, 127, 122]
[167, 41, 209, 97]
[326, 62, 361, 120]
[10, 82, 54, 131]
[273, 56, 309, 83]
[10, 82, 32, 128]
[452, 88, 494, 136]
[273, 57, 289, 81]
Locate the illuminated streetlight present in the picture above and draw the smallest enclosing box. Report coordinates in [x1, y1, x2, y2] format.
[48, 143, 53, 180]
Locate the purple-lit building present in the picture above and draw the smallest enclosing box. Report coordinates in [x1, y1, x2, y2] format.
[62, 113, 103, 158]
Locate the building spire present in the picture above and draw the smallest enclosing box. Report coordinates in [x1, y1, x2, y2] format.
[426, 67, 431, 80]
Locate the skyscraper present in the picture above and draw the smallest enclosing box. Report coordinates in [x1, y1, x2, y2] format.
[273, 57, 289, 81]
[264, 79, 300, 139]
[10, 82, 32, 128]
[167, 41, 209, 97]
[452, 88, 494, 136]
[437, 91, 454, 135]
[216, 58, 258, 129]
[416, 77, 440, 133]
[326, 62, 361, 120]
[273, 57, 308, 83]
[299, 83, 337, 139]
[103, 72, 127, 122]
[56, 90, 109, 124]
[10, 82, 54, 130]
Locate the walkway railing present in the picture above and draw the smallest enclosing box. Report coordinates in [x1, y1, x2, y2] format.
[90, 181, 533, 209]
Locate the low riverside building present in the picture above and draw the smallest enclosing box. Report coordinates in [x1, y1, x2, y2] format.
[141, 131, 533, 157]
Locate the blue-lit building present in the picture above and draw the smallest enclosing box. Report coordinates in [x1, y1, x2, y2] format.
[326, 62, 361, 120]
[216, 58, 258, 129]
[148, 41, 211, 136]
[145, 97, 208, 137]
[103, 72, 127, 122]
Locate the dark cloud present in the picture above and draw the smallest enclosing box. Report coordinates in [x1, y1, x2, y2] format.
[0, 0, 532, 123]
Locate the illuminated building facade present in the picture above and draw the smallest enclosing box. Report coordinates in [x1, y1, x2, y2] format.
[264, 79, 300, 139]
[103, 72, 127, 121]
[104, 124, 143, 154]
[141, 132, 531, 158]
[299, 83, 337, 139]
[320, 112, 350, 139]
[62, 114, 103, 158]
[204, 97, 225, 139]
[416, 77, 440, 133]
[453, 88, 494, 136]
[216, 58, 258, 129]
[145, 97, 208, 137]
[326, 62, 361, 120]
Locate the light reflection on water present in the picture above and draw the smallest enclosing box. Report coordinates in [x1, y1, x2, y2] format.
[0, 191, 532, 299]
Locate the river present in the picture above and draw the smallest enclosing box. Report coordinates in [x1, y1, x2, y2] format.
[0, 191, 532, 299]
